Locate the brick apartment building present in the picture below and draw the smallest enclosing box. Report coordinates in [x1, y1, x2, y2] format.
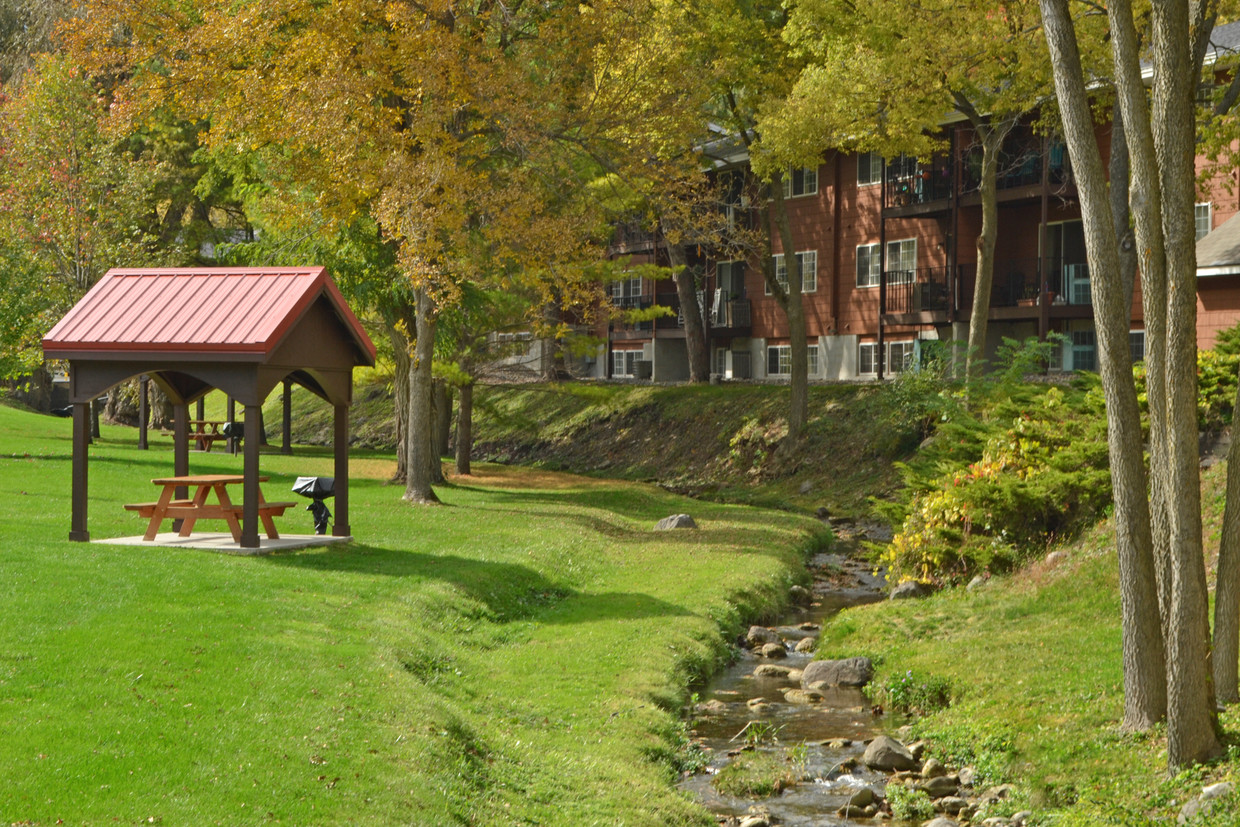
[588, 24, 1240, 383]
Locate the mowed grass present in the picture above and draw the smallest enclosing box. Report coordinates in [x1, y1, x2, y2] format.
[818, 513, 1240, 823]
[0, 400, 818, 826]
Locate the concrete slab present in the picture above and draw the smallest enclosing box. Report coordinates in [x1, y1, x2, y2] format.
[96, 532, 351, 555]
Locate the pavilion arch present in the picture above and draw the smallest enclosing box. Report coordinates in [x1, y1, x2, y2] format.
[43, 267, 377, 549]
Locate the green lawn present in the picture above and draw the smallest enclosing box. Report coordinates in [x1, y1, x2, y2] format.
[0, 400, 822, 826]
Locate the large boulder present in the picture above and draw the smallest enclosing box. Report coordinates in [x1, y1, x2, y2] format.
[861, 735, 917, 771]
[654, 513, 697, 530]
[802, 656, 874, 689]
[746, 625, 781, 647]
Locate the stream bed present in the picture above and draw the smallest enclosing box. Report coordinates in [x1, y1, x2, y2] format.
[680, 551, 898, 826]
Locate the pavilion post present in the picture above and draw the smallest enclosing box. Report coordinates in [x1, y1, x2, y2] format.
[138, 375, 149, 450]
[70, 401, 90, 542]
[332, 403, 350, 537]
[227, 396, 238, 455]
[281, 379, 293, 455]
[173, 403, 190, 532]
[241, 403, 262, 548]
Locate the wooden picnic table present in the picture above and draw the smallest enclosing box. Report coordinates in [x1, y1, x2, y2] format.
[125, 474, 296, 543]
[188, 420, 225, 452]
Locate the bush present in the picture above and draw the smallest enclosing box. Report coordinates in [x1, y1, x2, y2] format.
[887, 782, 936, 821]
[866, 668, 952, 714]
[878, 384, 1110, 585]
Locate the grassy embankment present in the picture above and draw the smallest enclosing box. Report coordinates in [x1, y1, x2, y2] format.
[237, 377, 1240, 822]
[0, 398, 828, 825]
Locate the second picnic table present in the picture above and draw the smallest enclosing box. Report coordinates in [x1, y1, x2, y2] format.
[125, 474, 296, 542]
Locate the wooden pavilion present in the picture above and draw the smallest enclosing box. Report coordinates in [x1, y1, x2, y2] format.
[42, 266, 377, 549]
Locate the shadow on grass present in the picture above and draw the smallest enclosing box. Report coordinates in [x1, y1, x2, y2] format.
[260, 543, 692, 625]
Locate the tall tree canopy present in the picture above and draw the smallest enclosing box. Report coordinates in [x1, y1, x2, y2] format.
[68, 0, 628, 502]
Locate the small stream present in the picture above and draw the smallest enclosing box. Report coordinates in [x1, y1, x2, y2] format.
[680, 550, 897, 826]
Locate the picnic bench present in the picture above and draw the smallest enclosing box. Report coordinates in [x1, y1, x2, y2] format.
[188, 420, 224, 452]
[125, 474, 296, 542]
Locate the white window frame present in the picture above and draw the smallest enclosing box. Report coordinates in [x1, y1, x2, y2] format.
[808, 343, 820, 377]
[612, 349, 641, 378]
[1196, 202, 1213, 241]
[611, 275, 643, 305]
[767, 344, 792, 377]
[858, 342, 878, 376]
[857, 243, 881, 288]
[887, 340, 916, 374]
[1130, 329, 1146, 364]
[858, 152, 883, 187]
[768, 250, 818, 295]
[886, 238, 917, 286]
[781, 167, 819, 199]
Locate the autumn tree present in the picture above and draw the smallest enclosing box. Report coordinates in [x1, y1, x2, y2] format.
[1041, 0, 1221, 766]
[70, 0, 622, 504]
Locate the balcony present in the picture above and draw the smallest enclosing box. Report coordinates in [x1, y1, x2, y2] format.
[609, 222, 658, 254]
[884, 155, 953, 211]
[954, 257, 1092, 316]
[883, 266, 952, 318]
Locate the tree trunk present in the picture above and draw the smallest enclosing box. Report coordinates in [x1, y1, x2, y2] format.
[1214, 384, 1240, 703]
[455, 382, 473, 476]
[1150, 0, 1221, 765]
[1042, 0, 1168, 736]
[769, 179, 808, 442]
[387, 320, 412, 484]
[434, 381, 452, 458]
[666, 236, 711, 382]
[404, 287, 440, 505]
[964, 121, 1012, 379]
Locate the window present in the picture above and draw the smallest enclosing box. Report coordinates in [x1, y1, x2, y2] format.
[886, 238, 916, 285]
[857, 243, 881, 287]
[1196, 202, 1213, 241]
[767, 345, 791, 376]
[808, 344, 820, 377]
[887, 341, 915, 374]
[769, 250, 818, 294]
[782, 167, 819, 198]
[611, 275, 643, 307]
[859, 342, 878, 376]
[1070, 329, 1097, 372]
[1130, 330, 1146, 364]
[858, 152, 883, 186]
[612, 349, 641, 377]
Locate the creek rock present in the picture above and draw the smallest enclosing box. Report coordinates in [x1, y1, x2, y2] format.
[861, 735, 917, 771]
[847, 786, 875, 808]
[746, 626, 781, 647]
[795, 636, 817, 653]
[921, 757, 946, 778]
[1045, 550, 1069, 565]
[654, 514, 697, 531]
[1178, 781, 1234, 825]
[802, 656, 873, 688]
[752, 664, 792, 679]
[957, 766, 978, 788]
[923, 819, 959, 827]
[935, 796, 969, 815]
[890, 580, 931, 600]
[760, 642, 788, 659]
[979, 783, 1017, 804]
[737, 816, 770, 827]
[789, 584, 813, 605]
[920, 775, 959, 798]
[782, 688, 824, 704]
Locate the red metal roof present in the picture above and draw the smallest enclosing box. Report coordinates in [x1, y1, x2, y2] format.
[43, 267, 376, 363]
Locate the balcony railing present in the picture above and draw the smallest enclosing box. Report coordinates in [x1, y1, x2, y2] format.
[883, 266, 952, 315]
[954, 257, 1091, 310]
[884, 155, 953, 209]
[609, 222, 658, 252]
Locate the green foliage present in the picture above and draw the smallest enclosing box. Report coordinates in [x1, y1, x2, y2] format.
[878, 381, 1110, 584]
[1133, 348, 1240, 431]
[914, 720, 1017, 788]
[886, 782, 936, 821]
[866, 668, 952, 714]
